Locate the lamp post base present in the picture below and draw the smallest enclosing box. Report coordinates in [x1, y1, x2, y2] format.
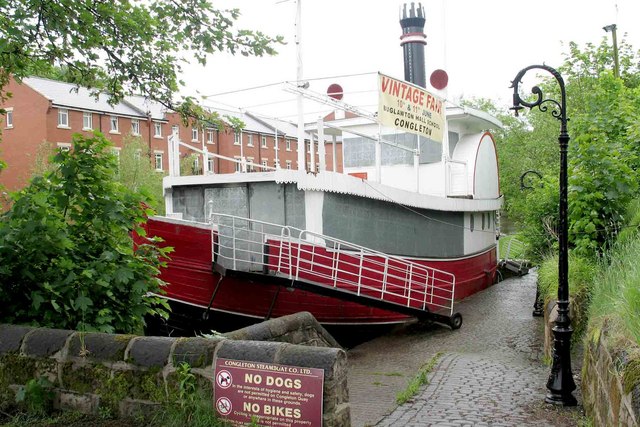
[545, 392, 577, 406]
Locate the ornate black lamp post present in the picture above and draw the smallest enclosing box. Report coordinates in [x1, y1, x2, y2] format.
[510, 65, 577, 406]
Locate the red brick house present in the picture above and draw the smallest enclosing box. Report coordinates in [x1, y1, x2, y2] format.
[0, 76, 343, 193]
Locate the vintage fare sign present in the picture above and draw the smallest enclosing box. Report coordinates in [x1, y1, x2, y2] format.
[214, 358, 324, 426]
[378, 73, 445, 142]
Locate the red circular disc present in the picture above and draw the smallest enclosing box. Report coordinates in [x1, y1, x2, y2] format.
[430, 69, 449, 90]
[327, 83, 344, 100]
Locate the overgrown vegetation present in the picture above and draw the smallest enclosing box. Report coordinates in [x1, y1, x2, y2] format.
[0, 133, 170, 333]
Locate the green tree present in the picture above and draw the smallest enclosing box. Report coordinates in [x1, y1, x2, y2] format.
[0, 133, 171, 333]
[0, 0, 283, 172]
[497, 38, 640, 259]
[117, 135, 165, 215]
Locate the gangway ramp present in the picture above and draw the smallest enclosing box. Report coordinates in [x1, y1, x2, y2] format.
[210, 213, 462, 329]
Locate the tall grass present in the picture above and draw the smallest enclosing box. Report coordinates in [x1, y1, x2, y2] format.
[537, 252, 597, 341]
[588, 235, 640, 345]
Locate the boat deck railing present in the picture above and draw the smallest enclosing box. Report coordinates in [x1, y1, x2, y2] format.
[210, 213, 456, 316]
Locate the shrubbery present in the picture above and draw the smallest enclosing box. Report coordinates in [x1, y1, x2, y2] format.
[0, 133, 170, 333]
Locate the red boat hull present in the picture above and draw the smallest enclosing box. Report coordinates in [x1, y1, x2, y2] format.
[143, 217, 497, 326]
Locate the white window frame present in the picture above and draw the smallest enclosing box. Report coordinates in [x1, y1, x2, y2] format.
[247, 157, 255, 172]
[57, 142, 71, 152]
[207, 158, 215, 174]
[286, 160, 292, 170]
[286, 139, 291, 151]
[153, 121, 162, 138]
[109, 115, 119, 133]
[234, 156, 242, 172]
[154, 151, 164, 171]
[261, 135, 267, 148]
[261, 159, 268, 169]
[247, 134, 254, 147]
[191, 127, 198, 142]
[206, 128, 215, 144]
[82, 112, 93, 130]
[58, 108, 70, 128]
[131, 119, 140, 135]
[4, 107, 13, 128]
[234, 132, 241, 145]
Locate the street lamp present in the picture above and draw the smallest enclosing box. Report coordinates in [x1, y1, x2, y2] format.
[510, 65, 577, 406]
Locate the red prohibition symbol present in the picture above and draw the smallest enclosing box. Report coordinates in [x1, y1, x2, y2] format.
[217, 370, 233, 389]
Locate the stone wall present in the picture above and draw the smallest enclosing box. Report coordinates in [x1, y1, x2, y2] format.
[0, 312, 350, 426]
[582, 331, 640, 426]
[544, 301, 640, 426]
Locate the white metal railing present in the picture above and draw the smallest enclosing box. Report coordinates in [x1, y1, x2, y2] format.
[501, 236, 528, 271]
[210, 213, 456, 315]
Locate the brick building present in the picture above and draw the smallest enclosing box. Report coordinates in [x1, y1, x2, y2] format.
[0, 76, 343, 193]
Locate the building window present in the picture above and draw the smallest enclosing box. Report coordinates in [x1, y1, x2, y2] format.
[171, 125, 179, 137]
[206, 128, 215, 144]
[57, 142, 71, 152]
[82, 112, 93, 130]
[4, 108, 13, 128]
[134, 149, 142, 161]
[261, 135, 267, 148]
[247, 134, 254, 147]
[131, 119, 140, 135]
[207, 158, 214, 174]
[234, 132, 241, 145]
[286, 139, 291, 151]
[274, 160, 279, 168]
[306, 142, 311, 154]
[234, 156, 242, 172]
[109, 115, 119, 133]
[58, 109, 69, 128]
[193, 156, 199, 172]
[286, 160, 292, 170]
[153, 121, 162, 137]
[247, 157, 254, 172]
[191, 127, 198, 142]
[154, 152, 163, 171]
[261, 159, 268, 169]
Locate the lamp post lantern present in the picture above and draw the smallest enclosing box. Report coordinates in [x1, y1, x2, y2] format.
[510, 64, 577, 406]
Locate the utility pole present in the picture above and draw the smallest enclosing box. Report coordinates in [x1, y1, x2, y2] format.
[603, 24, 620, 79]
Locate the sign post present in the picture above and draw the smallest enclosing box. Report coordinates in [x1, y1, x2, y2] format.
[214, 358, 324, 426]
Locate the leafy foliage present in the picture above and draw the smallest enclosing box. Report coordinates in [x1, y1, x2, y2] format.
[0, 133, 170, 333]
[117, 136, 165, 215]
[0, 1, 283, 117]
[495, 38, 640, 260]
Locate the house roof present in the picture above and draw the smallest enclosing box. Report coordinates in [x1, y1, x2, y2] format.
[22, 76, 166, 120]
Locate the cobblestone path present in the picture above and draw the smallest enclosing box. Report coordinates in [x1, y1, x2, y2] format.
[347, 271, 584, 426]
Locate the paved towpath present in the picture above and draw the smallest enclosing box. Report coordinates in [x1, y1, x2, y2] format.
[347, 271, 584, 426]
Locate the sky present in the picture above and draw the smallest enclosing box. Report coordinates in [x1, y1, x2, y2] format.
[181, 0, 639, 122]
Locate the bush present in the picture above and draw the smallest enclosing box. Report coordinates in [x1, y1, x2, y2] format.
[0, 133, 170, 333]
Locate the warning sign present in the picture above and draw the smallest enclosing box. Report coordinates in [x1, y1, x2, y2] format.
[214, 358, 324, 426]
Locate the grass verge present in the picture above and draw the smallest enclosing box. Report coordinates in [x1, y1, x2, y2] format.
[395, 352, 443, 405]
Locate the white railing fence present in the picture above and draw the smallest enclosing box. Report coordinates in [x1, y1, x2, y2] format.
[210, 213, 456, 315]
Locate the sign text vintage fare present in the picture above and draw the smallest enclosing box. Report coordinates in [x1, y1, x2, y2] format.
[378, 73, 445, 143]
[214, 358, 324, 427]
